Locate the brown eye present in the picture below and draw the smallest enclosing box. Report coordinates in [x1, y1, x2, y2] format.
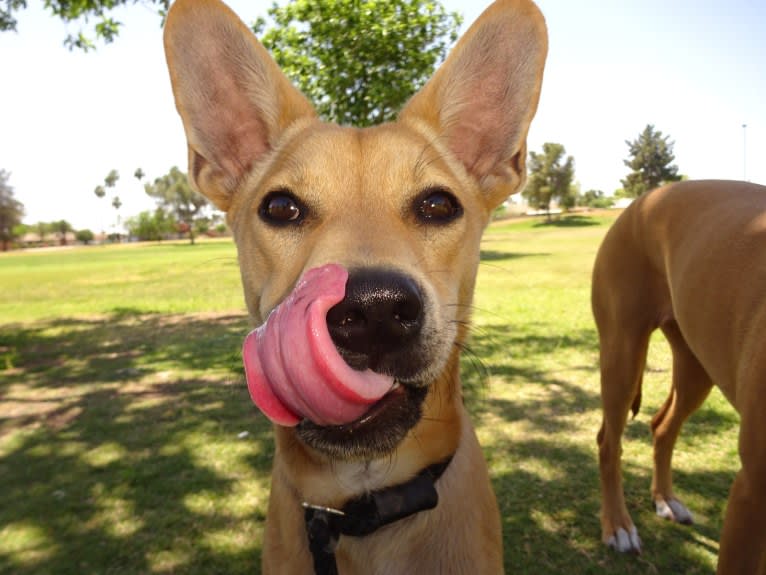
[415, 188, 463, 224]
[259, 190, 305, 225]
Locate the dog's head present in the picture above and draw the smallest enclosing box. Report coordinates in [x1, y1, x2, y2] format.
[164, 0, 547, 461]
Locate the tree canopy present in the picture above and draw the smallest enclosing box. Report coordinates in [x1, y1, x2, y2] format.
[621, 124, 681, 198]
[580, 189, 614, 209]
[1, 0, 169, 50]
[522, 143, 575, 220]
[0, 169, 24, 251]
[144, 166, 210, 244]
[253, 0, 461, 127]
[125, 209, 174, 242]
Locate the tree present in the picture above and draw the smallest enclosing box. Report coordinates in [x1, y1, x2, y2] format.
[54, 220, 73, 246]
[94, 169, 122, 240]
[522, 143, 575, 221]
[76, 229, 95, 244]
[580, 189, 615, 209]
[253, 0, 461, 127]
[35, 221, 51, 244]
[1, 0, 170, 51]
[621, 124, 681, 198]
[104, 169, 119, 188]
[126, 209, 174, 242]
[0, 169, 24, 251]
[144, 167, 210, 244]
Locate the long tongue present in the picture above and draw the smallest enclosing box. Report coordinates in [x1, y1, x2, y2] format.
[242, 264, 395, 427]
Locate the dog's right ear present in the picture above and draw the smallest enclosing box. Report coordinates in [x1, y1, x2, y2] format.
[400, 0, 547, 209]
[163, 0, 317, 211]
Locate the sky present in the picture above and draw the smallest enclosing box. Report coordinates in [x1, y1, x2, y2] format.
[1, 0, 764, 232]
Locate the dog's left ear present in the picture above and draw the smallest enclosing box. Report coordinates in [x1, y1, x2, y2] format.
[163, 0, 317, 212]
[400, 0, 547, 209]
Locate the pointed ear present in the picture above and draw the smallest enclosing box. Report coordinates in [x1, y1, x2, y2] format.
[163, 0, 317, 211]
[400, 0, 547, 209]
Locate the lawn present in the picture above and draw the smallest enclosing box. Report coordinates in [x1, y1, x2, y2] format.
[0, 217, 739, 574]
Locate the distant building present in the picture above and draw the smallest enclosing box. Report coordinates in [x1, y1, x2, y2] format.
[20, 231, 78, 247]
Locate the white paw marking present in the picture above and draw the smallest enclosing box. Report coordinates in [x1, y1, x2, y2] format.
[655, 498, 694, 525]
[607, 526, 642, 554]
[668, 499, 694, 524]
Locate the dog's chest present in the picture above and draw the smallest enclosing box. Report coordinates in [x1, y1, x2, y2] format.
[333, 460, 397, 494]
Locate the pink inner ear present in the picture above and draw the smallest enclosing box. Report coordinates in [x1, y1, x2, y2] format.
[215, 118, 271, 182]
[166, 1, 318, 197]
[439, 50, 525, 182]
[400, 6, 546, 191]
[448, 123, 505, 180]
[190, 66, 274, 183]
[446, 78, 517, 181]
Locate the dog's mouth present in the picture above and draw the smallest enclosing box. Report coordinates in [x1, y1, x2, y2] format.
[242, 263, 437, 458]
[296, 382, 428, 460]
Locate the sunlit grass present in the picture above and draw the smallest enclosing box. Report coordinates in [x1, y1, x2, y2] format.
[0, 214, 739, 574]
[0, 239, 244, 322]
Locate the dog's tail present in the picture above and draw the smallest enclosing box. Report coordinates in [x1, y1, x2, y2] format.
[630, 377, 642, 419]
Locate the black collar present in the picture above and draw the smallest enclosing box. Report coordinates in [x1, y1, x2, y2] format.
[302, 455, 454, 575]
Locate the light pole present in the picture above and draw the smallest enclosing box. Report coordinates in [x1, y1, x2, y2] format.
[742, 123, 747, 181]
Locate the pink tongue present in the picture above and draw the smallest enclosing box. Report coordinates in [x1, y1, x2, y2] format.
[242, 264, 395, 427]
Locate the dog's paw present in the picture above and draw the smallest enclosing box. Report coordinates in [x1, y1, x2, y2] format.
[654, 498, 694, 525]
[606, 526, 642, 554]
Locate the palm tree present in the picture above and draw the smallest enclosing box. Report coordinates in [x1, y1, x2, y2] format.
[55, 220, 73, 245]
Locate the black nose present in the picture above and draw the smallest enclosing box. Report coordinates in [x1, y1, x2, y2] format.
[326, 269, 424, 370]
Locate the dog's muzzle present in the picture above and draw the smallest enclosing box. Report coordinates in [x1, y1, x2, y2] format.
[242, 264, 436, 458]
[327, 268, 425, 378]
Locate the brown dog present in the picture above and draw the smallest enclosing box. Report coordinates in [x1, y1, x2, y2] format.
[163, 0, 547, 573]
[593, 180, 766, 574]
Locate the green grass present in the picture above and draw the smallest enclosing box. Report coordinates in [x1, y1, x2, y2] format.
[0, 218, 739, 574]
[0, 240, 244, 322]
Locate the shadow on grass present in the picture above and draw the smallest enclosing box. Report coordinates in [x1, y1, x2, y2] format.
[461, 323, 603, 425]
[480, 250, 551, 263]
[459, 322, 728, 574]
[533, 215, 602, 228]
[493, 438, 724, 574]
[0, 312, 271, 575]
[0, 314, 732, 574]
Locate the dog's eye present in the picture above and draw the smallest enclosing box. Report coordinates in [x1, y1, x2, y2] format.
[415, 188, 463, 224]
[259, 191, 305, 225]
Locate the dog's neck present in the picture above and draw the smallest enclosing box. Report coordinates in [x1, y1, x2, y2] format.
[303, 454, 454, 575]
[274, 358, 464, 506]
[274, 411, 460, 506]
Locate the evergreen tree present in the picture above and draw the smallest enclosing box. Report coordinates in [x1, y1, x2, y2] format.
[621, 124, 681, 197]
[0, 170, 24, 251]
[144, 167, 209, 245]
[522, 143, 575, 220]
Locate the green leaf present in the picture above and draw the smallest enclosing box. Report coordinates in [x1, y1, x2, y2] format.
[254, 0, 461, 127]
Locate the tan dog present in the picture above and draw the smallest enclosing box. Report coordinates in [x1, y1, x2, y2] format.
[163, 0, 547, 573]
[593, 180, 766, 574]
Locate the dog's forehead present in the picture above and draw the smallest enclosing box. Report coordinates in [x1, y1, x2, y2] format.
[271, 122, 461, 195]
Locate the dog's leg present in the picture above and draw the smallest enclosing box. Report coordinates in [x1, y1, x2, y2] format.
[592, 234, 658, 554]
[650, 320, 713, 525]
[717, 383, 766, 575]
[596, 328, 651, 554]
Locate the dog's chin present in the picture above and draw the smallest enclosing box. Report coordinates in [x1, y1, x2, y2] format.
[295, 383, 428, 461]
